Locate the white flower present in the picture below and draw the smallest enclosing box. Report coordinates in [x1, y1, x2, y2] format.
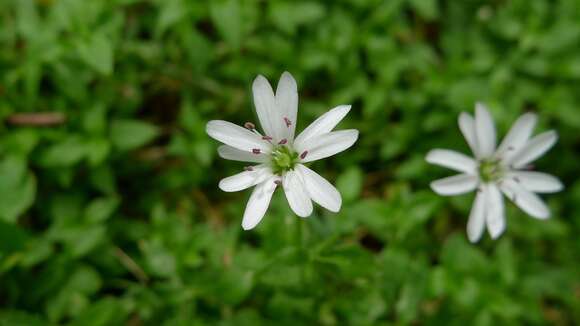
[206, 72, 358, 230]
[426, 103, 563, 243]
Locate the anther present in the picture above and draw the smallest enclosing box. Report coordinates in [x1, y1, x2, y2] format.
[278, 138, 287, 145]
[284, 117, 292, 127]
[300, 151, 308, 159]
[262, 136, 273, 141]
[244, 166, 254, 172]
[244, 122, 256, 130]
[274, 180, 282, 186]
[252, 148, 261, 154]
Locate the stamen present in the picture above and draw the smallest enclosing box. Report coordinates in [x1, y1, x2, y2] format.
[278, 138, 287, 145]
[244, 122, 256, 130]
[262, 136, 273, 141]
[274, 180, 282, 186]
[252, 148, 261, 154]
[300, 151, 308, 159]
[284, 117, 292, 127]
[244, 166, 254, 171]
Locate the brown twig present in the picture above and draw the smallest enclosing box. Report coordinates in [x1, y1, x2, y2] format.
[7, 112, 66, 126]
[114, 246, 149, 284]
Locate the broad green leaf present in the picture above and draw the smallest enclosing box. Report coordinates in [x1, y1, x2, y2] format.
[110, 119, 160, 151]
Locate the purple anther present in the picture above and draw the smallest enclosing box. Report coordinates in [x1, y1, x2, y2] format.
[244, 122, 256, 130]
[278, 138, 288, 145]
[252, 148, 261, 154]
[284, 117, 292, 127]
[262, 136, 273, 141]
[244, 166, 254, 172]
[300, 151, 308, 159]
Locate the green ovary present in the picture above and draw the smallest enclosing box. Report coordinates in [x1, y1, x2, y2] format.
[478, 159, 504, 182]
[271, 145, 299, 175]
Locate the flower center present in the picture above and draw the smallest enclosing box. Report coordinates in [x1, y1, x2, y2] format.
[271, 145, 299, 175]
[478, 159, 504, 183]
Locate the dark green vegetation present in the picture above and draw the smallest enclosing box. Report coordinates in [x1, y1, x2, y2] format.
[1, 0, 579, 324]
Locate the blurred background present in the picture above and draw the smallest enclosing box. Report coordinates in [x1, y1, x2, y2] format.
[1, 0, 579, 324]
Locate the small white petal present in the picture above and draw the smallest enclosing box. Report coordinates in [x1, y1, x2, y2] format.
[485, 183, 505, 240]
[496, 112, 537, 159]
[294, 105, 351, 147]
[253, 75, 283, 141]
[295, 164, 341, 212]
[242, 176, 278, 230]
[499, 179, 550, 219]
[425, 149, 477, 174]
[218, 165, 272, 192]
[296, 129, 358, 163]
[276, 72, 298, 141]
[475, 102, 497, 157]
[430, 174, 479, 196]
[218, 145, 268, 163]
[467, 189, 486, 243]
[458, 112, 480, 158]
[282, 170, 313, 217]
[507, 171, 563, 193]
[206, 120, 270, 152]
[509, 130, 558, 168]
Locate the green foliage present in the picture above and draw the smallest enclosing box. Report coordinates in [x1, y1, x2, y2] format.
[1, 0, 579, 324]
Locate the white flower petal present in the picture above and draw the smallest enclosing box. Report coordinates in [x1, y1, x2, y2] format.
[496, 112, 537, 159]
[219, 165, 272, 192]
[467, 189, 486, 243]
[295, 164, 341, 212]
[253, 75, 284, 141]
[509, 130, 558, 168]
[475, 102, 497, 157]
[242, 176, 278, 230]
[283, 170, 313, 217]
[425, 149, 477, 174]
[507, 171, 563, 193]
[296, 129, 358, 163]
[430, 174, 479, 196]
[218, 145, 268, 163]
[458, 112, 480, 158]
[275, 72, 298, 141]
[206, 120, 270, 152]
[485, 183, 505, 240]
[499, 179, 550, 219]
[294, 105, 351, 148]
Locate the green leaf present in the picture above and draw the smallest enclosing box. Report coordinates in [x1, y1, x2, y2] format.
[336, 167, 363, 202]
[210, 0, 243, 50]
[110, 119, 160, 151]
[84, 197, 120, 224]
[39, 137, 87, 167]
[70, 298, 125, 326]
[0, 156, 36, 223]
[77, 32, 114, 75]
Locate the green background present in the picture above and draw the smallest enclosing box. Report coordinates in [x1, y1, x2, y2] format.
[1, 0, 579, 324]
